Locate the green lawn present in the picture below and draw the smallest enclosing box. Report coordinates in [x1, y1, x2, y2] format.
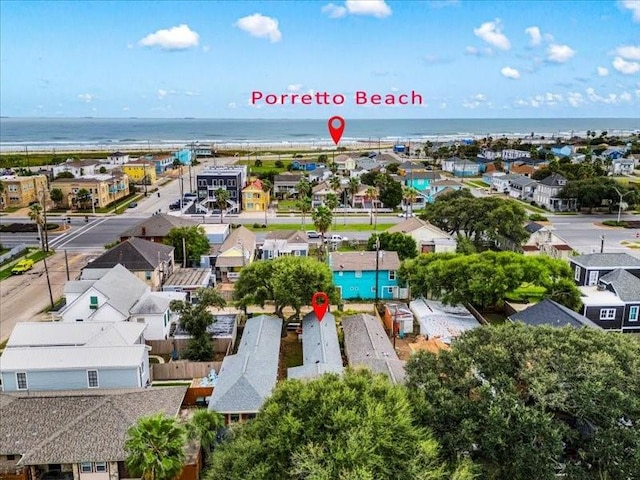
[246, 223, 393, 232]
[466, 180, 490, 188]
[507, 198, 547, 213]
[505, 283, 546, 303]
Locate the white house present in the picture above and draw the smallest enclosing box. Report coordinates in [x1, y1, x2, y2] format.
[107, 151, 130, 165]
[261, 230, 309, 259]
[52, 159, 100, 178]
[387, 217, 456, 253]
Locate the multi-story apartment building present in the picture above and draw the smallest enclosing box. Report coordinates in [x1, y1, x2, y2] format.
[51, 174, 130, 209]
[196, 165, 247, 213]
[0, 174, 48, 209]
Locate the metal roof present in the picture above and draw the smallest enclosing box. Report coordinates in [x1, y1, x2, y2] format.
[410, 298, 480, 344]
[6, 322, 146, 348]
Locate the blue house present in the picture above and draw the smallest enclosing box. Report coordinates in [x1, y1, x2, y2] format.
[403, 171, 441, 192]
[146, 154, 174, 174]
[174, 148, 193, 165]
[452, 161, 479, 177]
[475, 156, 495, 173]
[291, 160, 316, 171]
[551, 145, 573, 158]
[330, 251, 401, 300]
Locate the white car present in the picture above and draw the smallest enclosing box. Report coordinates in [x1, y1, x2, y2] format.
[326, 234, 347, 243]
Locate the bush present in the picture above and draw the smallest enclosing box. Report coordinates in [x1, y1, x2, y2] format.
[602, 220, 628, 227]
[255, 159, 263, 167]
[275, 160, 284, 168]
[529, 213, 548, 222]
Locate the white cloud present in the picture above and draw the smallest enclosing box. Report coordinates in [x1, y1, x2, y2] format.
[287, 84, 303, 92]
[464, 45, 493, 56]
[234, 13, 282, 43]
[122, 106, 130, 111]
[612, 56, 640, 74]
[475, 93, 486, 101]
[597, 66, 609, 76]
[500, 66, 520, 79]
[620, 0, 640, 22]
[585, 87, 630, 104]
[439, 102, 447, 109]
[567, 92, 585, 107]
[524, 26, 542, 46]
[547, 44, 575, 63]
[322, 3, 347, 18]
[515, 99, 528, 107]
[228, 102, 237, 109]
[77, 93, 95, 103]
[139, 24, 199, 50]
[615, 45, 640, 60]
[185, 91, 200, 97]
[545, 92, 563, 104]
[157, 89, 167, 99]
[345, 0, 392, 17]
[620, 91, 633, 102]
[473, 19, 511, 50]
[463, 93, 488, 109]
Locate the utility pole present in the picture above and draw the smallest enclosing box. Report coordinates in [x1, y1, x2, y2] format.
[64, 250, 70, 281]
[375, 236, 380, 306]
[43, 255, 54, 310]
[182, 236, 187, 268]
[600, 235, 605, 253]
[614, 187, 633, 224]
[40, 185, 49, 252]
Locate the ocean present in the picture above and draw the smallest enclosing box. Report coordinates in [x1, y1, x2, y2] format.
[1, 117, 638, 152]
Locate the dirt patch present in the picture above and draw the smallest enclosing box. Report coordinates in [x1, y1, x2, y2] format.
[278, 331, 303, 380]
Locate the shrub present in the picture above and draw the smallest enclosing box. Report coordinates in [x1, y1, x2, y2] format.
[255, 159, 263, 167]
[529, 213, 548, 222]
[275, 160, 284, 168]
[602, 220, 628, 227]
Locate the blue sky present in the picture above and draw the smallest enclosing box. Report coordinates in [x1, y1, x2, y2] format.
[1, 0, 639, 118]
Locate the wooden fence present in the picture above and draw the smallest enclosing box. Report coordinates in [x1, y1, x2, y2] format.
[151, 361, 222, 381]
[147, 337, 233, 355]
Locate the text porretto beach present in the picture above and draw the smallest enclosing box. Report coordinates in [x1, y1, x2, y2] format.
[251, 90, 423, 106]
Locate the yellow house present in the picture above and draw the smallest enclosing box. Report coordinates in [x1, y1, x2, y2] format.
[0, 174, 48, 209]
[122, 162, 157, 185]
[215, 226, 257, 282]
[51, 174, 130, 209]
[242, 179, 270, 212]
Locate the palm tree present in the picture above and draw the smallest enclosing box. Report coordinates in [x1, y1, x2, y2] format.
[28, 202, 46, 251]
[324, 192, 339, 226]
[402, 186, 418, 218]
[347, 177, 360, 208]
[296, 177, 311, 200]
[365, 186, 378, 227]
[214, 188, 230, 224]
[124, 413, 186, 480]
[298, 196, 312, 227]
[261, 179, 272, 226]
[312, 205, 333, 256]
[329, 175, 342, 195]
[186, 409, 224, 460]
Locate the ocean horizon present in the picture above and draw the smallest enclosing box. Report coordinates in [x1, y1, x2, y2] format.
[1, 117, 638, 152]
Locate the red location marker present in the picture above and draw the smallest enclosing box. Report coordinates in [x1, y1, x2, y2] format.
[328, 116, 345, 145]
[311, 292, 329, 322]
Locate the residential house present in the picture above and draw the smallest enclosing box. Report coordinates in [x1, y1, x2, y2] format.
[242, 179, 270, 212]
[330, 251, 401, 300]
[482, 171, 506, 186]
[333, 154, 356, 175]
[311, 181, 335, 207]
[409, 298, 480, 344]
[0, 321, 150, 392]
[57, 264, 185, 340]
[451, 161, 479, 177]
[208, 314, 282, 424]
[441, 156, 464, 172]
[0, 174, 48, 210]
[355, 157, 390, 172]
[174, 147, 193, 164]
[383, 302, 414, 336]
[351, 185, 382, 209]
[106, 151, 129, 164]
[402, 171, 442, 200]
[199, 223, 230, 244]
[196, 166, 247, 213]
[52, 159, 99, 178]
[522, 222, 574, 260]
[261, 230, 309, 259]
[162, 267, 214, 302]
[387, 217, 456, 253]
[397, 161, 426, 176]
[147, 154, 175, 174]
[501, 149, 531, 160]
[429, 179, 464, 201]
[192, 143, 213, 158]
[288, 312, 344, 380]
[570, 253, 640, 287]
[610, 157, 635, 175]
[508, 176, 538, 201]
[215, 226, 256, 282]
[602, 147, 626, 160]
[475, 156, 496, 173]
[81, 237, 175, 290]
[509, 298, 600, 329]
[579, 268, 640, 333]
[0, 387, 186, 480]
[509, 163, 536, 177]
[533, 174, 576, 212]
[291, 159, 316, 171]
[51, 174, 130, 209]
[342, 313, 406, 384]
[122, 161, 157, 185]
[308, 167, 332, 183]
[551, 145, 573, 158]
[273, 172, 303, 199]
[119, 213, 198, 243]
[491, 173, 522, 193]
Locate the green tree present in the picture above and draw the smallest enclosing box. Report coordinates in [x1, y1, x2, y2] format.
[402, 186, 418, 217]
[49, 188, 63, 208]
[233, 256, 337, 324]
[213, 187, 230, 223]
[367, 232, 418, 261]
[329, 175, 342, 194]
[99, 166, 107, 174]
[560, 177, 638, 212]
[187, 409, 225, 460]
[28, 202, 46, 251]
[324, 192, 339, 226]
[165, 226, 210, 267]
[296, 176, 311, 199]
[54, 171, 75, 179]
[76, 188, 91, 210]
[311, 205, 333, 246]
[170, 287, 226, 361]
[297, 196, 311, 227]
[406, 324, 640, 480]
[366, 186, 379, 227]
[124, 413, 187, 480]
[347, 177, 360, 207]
[206, 370, 475, 480]
[261, 179, 272, 225]
[379, 176, 403, 209]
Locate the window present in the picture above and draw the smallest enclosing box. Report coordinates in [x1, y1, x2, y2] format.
[355, 271, 362, 278]
[81, 463, 93, 473]
[6, 455, 15, 461]
[94, 463, 107, 473]
[145, 271, 152, 280]
[389, 270, 396, 280]
[371, 287, 376, 292]
[89, 296, 98, 309]
[385, 287, 394, 294]
[87, 370, 99, 388]
[574, 266, 581, 282]
[16, 372, 27, 390]
[599, 309, 616, 320]
[630, 306, 639, 322]
[587, 271, 599, 286]
[230, 414, 240, 423]
[230, 179, 236, 187]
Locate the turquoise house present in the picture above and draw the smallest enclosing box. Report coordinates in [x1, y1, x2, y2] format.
[330, 251, 401, 300]
[174, 148, 193, 165]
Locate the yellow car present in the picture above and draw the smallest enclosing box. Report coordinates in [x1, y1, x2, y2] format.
[11, 259, 34, 274]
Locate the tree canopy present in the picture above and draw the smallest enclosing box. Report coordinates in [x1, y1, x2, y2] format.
[398, 251, 582, 310]
[405, 324, 640, 480]
[165, 226, 210, 266]
[420, 190, 530, 249]
[378, 175, 403, 208]
[559, 177, 639, 212]
[206, 370, 475, 480]
[367, 232, 418, 260]
[233, 256, 337, 322]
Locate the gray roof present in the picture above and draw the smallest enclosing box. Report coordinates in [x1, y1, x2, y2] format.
[208, 315, 282, 414]
[571, 253, 640, 269]
[264, 230, 309, 242]
[288, 312, 343, 380]
[525, 222, 545, 233]
[330, 251, 400, 272]
[599, 269, 640, 302]
[342, 314, 406, 384]
[539, 173, 567, 187]
[220, 226, 256, 254]
[129, 292, 172, 315]
[163, 268, 212, 287]
[5, 322, 145, 348]
[91, 264, 149, 316]
[88, 237, 173, 271]
[509, 298, 600, 329]
[410, 298, 480, 344]
[509, 176, 537, 188]
[0, 387, 186, 464]
[119, 213, 197, 239]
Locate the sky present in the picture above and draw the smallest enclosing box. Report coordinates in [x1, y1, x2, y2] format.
[1, 0, 639, 119]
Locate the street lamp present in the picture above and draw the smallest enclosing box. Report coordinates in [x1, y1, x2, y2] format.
[614, 187, 633, 224]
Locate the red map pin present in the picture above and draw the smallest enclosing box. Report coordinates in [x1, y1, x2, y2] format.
[328, 116, 345, 145]
[311, 292, 329, 322]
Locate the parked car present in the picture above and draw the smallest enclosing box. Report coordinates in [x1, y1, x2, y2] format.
[11, 259, 34, 275]
[326, 234, 347, 243]
[169, 201, 181, 210]
[127, 202, 138, 208]
[306, 230, 320, 238]
[397, 212, 414, 218]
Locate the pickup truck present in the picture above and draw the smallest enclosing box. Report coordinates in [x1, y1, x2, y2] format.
[11, 259, 34, 274]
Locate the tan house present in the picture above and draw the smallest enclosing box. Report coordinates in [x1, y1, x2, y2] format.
[0, 174, 48, 209]
[333, 154, 356, 175]
[387, 217, 456, 253]
[51, 174, 130, 209]
[522, 222, 574, 260]
[215, 226, 256, 282]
